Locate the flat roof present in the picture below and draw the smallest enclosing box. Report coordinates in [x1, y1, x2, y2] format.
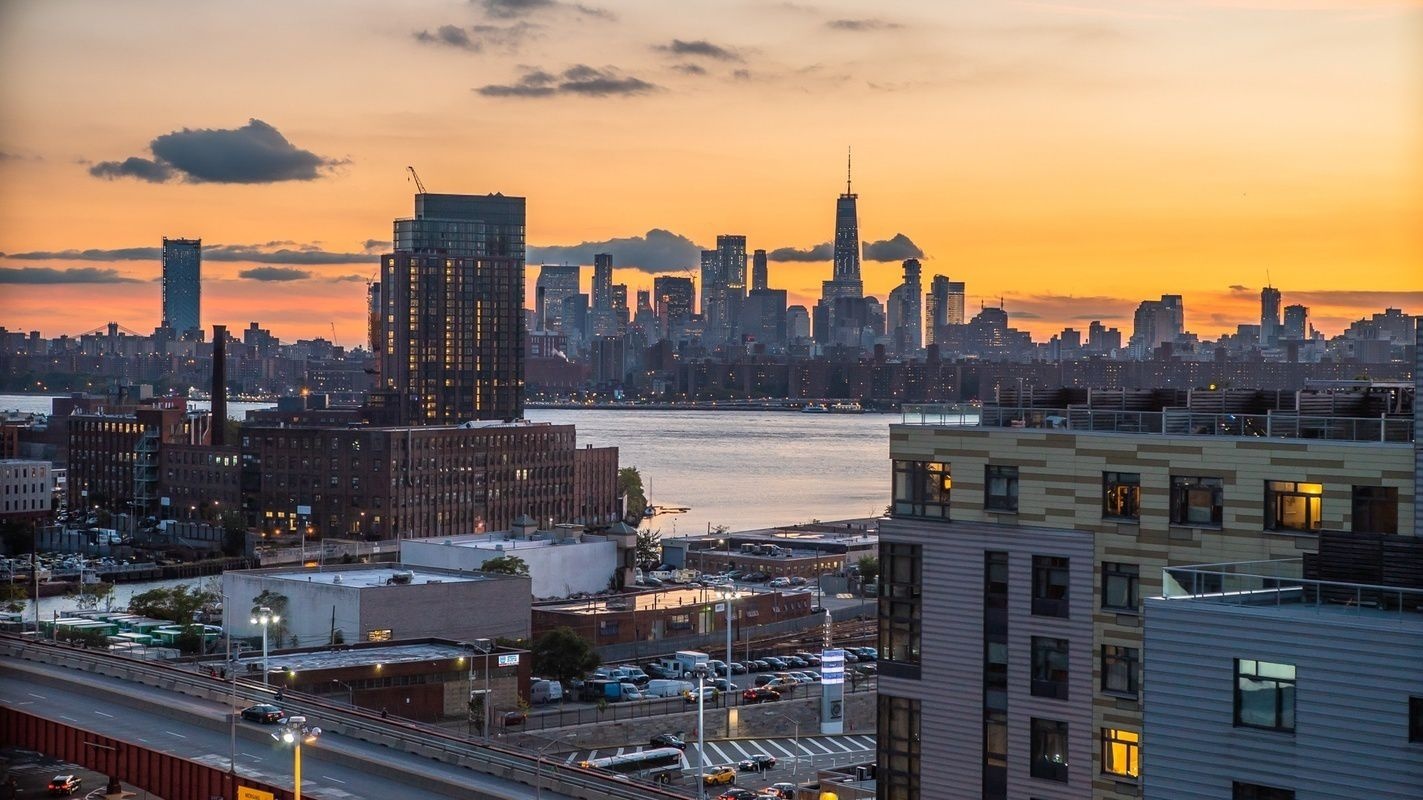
[538, 587, 760, 615]
[406, 533, 594, 551]
[261, 567, 483, 588]
[235, 642, 474, 672]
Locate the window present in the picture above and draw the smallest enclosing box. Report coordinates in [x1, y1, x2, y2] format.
[892, 460, 951, 519]
[1101, 728, 1139, 778]
[1101, 645, 1139, 697]
[367, 628, 393, 642]
[1029, 718, 1069, 782]
[1032, 556, 1070, 618]
[1031, 637, 1069, 699]
[1352, 485, 1398, 534]
[1410, 696, 1423, 743]
[1232, 782, 1295, 800]
[877, 695, 921, 800]
[1171, 476, 1223, 526]
[1234, 659, 1296, 732]
[985, 465, 1019, 512]
[1265, 481, 1323, 532]
[878, 542, 922, 678]
[1102, 563, 1140, 612]
[1102, 472, 1140, 521]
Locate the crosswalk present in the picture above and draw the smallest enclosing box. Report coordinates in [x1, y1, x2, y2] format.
[564, 734, 875, 771]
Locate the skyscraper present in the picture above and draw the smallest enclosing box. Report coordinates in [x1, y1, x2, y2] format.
[653, 276, 694, 336]
[829, 149, 862, 296]
[751, 249, 768, 291]
[1261, 286, 1282, 347]
[379, 192, 525, 424]
[717, 235, 748, 340]
[1282, 304, 1310, 340]
[887, 258, 923, 354]
[161, 237, 201, 333]
[701, 248, 728, 342]
[592, 252, 614, 311]
[535, 265, 581, 333]
[946, 281, 966, 326]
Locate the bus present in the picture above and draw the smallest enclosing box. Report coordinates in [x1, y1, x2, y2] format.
[578, 747, 685, 784]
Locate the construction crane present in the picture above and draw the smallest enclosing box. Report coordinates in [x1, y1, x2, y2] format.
[330, 322, 338, 346]
[406, 165, 426, 194]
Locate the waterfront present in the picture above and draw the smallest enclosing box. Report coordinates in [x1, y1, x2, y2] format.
[4, 393, 900, 537]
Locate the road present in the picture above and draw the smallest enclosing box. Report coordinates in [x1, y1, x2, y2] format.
[1, 746, 149, 800]
[0, 658, 576, 800]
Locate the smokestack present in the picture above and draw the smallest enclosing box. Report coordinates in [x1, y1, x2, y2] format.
[211, 324, 227, 445]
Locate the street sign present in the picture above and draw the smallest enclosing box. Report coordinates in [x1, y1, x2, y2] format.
[497, 653, 520, 667]
[237, 788, 275, 800]
[821, 648, 845, 685]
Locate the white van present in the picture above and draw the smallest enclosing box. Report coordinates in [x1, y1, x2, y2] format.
[644, 679, 693, 698]
[531, 679, 564, 705]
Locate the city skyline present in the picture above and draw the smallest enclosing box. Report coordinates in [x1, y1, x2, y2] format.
[0, 1, 1418, 341]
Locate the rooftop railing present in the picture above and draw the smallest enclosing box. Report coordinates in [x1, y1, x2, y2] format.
[899, 404, 1413, 443]
[1161, 560, 1423, 622]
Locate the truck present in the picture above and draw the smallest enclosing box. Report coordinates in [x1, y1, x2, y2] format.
[579, 679, 642, 702]
[654, 650, 710, 679]
[645, 679, 694, 698]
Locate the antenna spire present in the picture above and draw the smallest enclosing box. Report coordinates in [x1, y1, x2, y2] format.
[846, 146, 853, 194]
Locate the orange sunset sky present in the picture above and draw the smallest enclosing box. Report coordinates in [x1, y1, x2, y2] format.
[1, 0, 1419, 344]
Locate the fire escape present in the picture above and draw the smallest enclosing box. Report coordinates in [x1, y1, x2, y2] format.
[132, 427, 160, 520]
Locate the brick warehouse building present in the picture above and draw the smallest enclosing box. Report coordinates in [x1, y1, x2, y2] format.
[533, 586, 813, 648]
[240, 419, 619, 539]
[67, 398, 196, 516]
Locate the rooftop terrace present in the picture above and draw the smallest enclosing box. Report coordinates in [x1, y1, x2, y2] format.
[1158, 559, 1423, 629]
[256, 565, 484, 588]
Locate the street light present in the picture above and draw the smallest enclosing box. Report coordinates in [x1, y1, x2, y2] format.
[250, 606, 279, 687]
[271, 716, 320, 800]
[764, 711, 802, 786]
[464, 638, 493, 738]
[330, 679, 354, 707]
[221, 594, 239, 782]
[692, 663, 711, 800]
[720, 588, 734, 679]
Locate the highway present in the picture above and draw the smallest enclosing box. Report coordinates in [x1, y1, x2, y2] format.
[0, 656, 578, 800]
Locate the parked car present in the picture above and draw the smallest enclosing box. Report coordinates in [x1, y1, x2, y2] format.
[712, 678, 739, 692]
[650, 733, 687, 750]
[684, 686, 719, 704]
[794, 651, 821, 665]
[787, 671, 813, 684]
[738, 753, 778, 772]
[754, 674, 778, 688]
[47, 775, 82, 796]
[742, 572, 770, 582]
[501, 710, 527, 727]
[741, 687, 781, 704]
[856, 663, 878, 677]
[783, 656, 807, 668]
[240, 704, 285, 724]
[803, 670, 822, 682]
[728, 661, 748, 674]
[708, 659, 728, 676]
[762, 657, 787, 669]
[645, 662, 674, 679]
[788, 576, 808, 586]
[842, 651, 859, 663]
[717, 789, 758, 800]
[764, 782, 799, 798]
[747, 659, 768, 671]
[704, 766, 737, 786]
[767, 577, 790, 588]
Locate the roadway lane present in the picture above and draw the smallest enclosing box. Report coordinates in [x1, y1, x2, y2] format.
[0, 658, 579, 800]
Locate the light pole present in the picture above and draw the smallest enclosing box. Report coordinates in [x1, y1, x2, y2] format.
[534, 732, 574, 799]
[222, 595, 238, 784]
[693, 663, 710, 800]
[721, 588, 733, 678]
[764, 711, 801, 786]
[250, 606, 279, 687]
[272, 716, 320, 800]
[331, 679, 354, 707]
[465, 638, 493, 738]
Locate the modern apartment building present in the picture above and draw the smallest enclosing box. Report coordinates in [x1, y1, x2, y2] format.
[878, 383, 1416, 800]
[161, 237, 201, 333]
[1143, 534, 1423, 800]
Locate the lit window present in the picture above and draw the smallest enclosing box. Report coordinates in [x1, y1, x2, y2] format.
[1102, 472, 1140, 521]
[367, 628, 393, 642]
[1101, 728, 1139, 778]
[892, 460, 951, 519]
[1029, 718, 1069, 782]
[1265, 481, 1323, 532]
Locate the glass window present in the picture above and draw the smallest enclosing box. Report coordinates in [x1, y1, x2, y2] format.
[1102, 563, 1140, 612]
[1031, 637, 1069, 700]
[892, 460, 951, 519]
[877, 694, 921, 800]
[878, 543, 922, 675]
[1101, 728, 1139, 778]
[1351, 485, 1398, 534]
[1265, 481, 1323, 532]
[1234, 659, 1296, 732]
[1032, 556, 1070, 618]
[1101, 645, 1139, 697]
[985, 465, 1019, 512]
[1102, 472, 1140, 521]
[1233, 783, 1295, 800]
[1171, 476, 1223, 526]
[1029, 718, 1069, 782]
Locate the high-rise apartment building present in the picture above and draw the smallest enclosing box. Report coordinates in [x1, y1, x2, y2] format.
[535, 265, 581, 333]
[653, 276, 694, 336]
[161, 237, 202, 333]
[946, 281, 966, 326]
[751, 249, 768, 292]
[591, 253, 614, 311]
[1260, 286, 1282, 347]
[926, 276, 950, 346]
[887, 258, 923, 355]
[379, 192, 526, 424]
[1128, 295, 1184, 358]
[1282, 304, 1310, 341]
[879, 384, 1414, 800]
[717, 235, 748, 340]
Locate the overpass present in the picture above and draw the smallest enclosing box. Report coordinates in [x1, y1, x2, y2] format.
[0, 635, 690, 800]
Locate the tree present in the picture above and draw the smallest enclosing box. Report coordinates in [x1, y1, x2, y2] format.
[219, 510, 248, 557]
[857, 555, 880, 584]
[480, 555, 530, 576]
[0, 583, 27, 613]
[635, 528, 662, 567]
[250, 589, 291, 645]
[531, 626, 600, 686]
[618, 466, 648, 523]
[65, 581, 115, 611]
[128, 585, 217, 624]
[0, 518, 36, 556]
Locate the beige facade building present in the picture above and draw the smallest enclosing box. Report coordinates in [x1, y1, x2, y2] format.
[877, 384, 1415, 800]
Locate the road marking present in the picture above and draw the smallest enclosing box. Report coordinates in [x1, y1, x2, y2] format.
[801, 738, 833, 755]
[705, 742, 732, 764]
[242, 753, 262, 761]
[727, 740, 753, 759]
[822, 737, 854, 753]
[94, 711, 115, 718]
[765, 740, 796, 758]
[26, 692, 46, 699]
[563, 753, 577, 764]
[325, 777, 347, 784]
[164, 730, 187, 739]
[59, 715, 78, 722]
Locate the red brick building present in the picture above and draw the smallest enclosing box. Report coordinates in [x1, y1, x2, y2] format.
[67, 399, 194, 516]
[532, 586, 814, 647]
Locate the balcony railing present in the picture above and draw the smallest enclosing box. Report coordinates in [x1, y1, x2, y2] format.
[900, 404, 1413, 443]
[1161, 560, 1423, 621]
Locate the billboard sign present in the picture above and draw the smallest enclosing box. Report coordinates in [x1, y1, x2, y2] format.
[821, 648, 845, 685]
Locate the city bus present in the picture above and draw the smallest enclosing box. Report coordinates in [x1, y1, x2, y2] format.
[578, 746, 685, 784]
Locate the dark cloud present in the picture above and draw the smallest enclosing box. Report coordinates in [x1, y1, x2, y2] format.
[0, 266, 141, 284]
[528, 229, 702, 273]
[671, 63, 708, 76]
[826, 18, 902, 31]
[656, 39, 742, 62]
[767, 243, 833, 262]
[1001, 294, 1140, 322]
[332, 274, 369, 282]
[478, 65, 656, 98]
[862, 234, 924, 262]
[478, 0, 611, 20]
[239, 267, 313, 282]
[89, 119, 343, 184]
[362, 239, 388, 253]
[732, 69, 752, 80]
[88, 157, 174, 183]
[1286, 290, 1422, 308]
[2, 243, 376, 265]
[414, 25, 478, 50]
[0, 150, 43, 163]
[1228, 284, 1250, 293]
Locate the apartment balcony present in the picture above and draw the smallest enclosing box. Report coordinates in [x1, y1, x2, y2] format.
[1161, 558, 1423, 622]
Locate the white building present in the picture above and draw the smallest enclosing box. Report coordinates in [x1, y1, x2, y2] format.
[400, 516, 624, 599]
[0, 459, 52, 519]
